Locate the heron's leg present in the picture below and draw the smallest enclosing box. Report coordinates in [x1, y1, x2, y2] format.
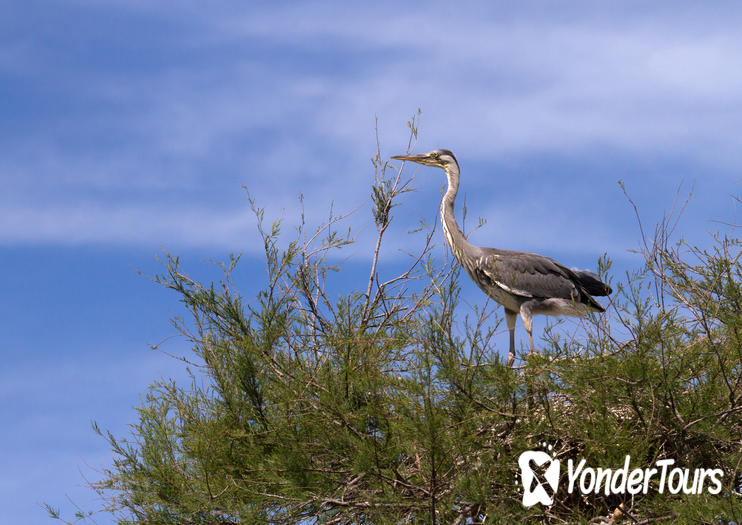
[519, 302, 536, 354]
[505, 309, 517, 366]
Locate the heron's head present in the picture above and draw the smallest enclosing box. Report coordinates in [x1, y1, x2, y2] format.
[391, 149, 458, 170]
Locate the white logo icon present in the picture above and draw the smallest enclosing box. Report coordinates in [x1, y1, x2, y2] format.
[518, 445, 561, 507]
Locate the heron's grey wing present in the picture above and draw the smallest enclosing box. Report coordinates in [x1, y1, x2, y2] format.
[571, 269, 612, 296]
[476, 249, 581, 300]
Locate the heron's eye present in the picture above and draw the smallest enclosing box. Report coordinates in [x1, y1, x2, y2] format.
[432, 152, 440, 159]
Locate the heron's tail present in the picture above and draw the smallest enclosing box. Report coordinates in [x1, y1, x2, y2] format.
[574, 270, 612, 296]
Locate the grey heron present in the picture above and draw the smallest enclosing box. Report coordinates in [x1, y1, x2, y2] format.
[391, 149, 612, 366]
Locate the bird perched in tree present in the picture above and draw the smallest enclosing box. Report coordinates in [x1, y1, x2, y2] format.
[391, 149, 611, 366]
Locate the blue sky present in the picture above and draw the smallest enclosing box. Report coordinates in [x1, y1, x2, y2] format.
[2, 1, 741, 523]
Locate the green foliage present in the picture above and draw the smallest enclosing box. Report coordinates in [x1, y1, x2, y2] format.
[52, 120, 740, 524]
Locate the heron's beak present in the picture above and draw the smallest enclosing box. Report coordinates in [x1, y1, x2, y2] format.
[390, 153, 431, 164]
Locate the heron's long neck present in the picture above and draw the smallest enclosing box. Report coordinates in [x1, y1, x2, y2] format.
[440, 165, 477, 262]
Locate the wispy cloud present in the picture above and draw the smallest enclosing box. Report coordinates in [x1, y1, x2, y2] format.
[1, 1, 740, 251]
[201, 3, 742, 158]
[0, 204, 262, 248]
[0, 347, 192, 524]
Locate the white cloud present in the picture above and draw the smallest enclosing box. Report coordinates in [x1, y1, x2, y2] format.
[2, 1, 740, 250]
[144, 3, 742, 166]
[57, 2, 742, 162]
[0, 204, 260, 249]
